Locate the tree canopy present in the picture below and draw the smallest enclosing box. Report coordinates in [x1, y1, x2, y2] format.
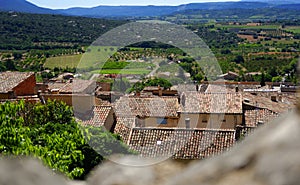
[0, 100, 133, 179]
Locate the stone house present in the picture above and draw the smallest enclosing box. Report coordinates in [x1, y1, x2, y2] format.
[113, 96, 180, 128]
[78, 105, 116, 132]
[179, 92, 243, 129]
[217, 71, 239, 81]
[41, 79, 98, 114]
[0, 72, 36, 100]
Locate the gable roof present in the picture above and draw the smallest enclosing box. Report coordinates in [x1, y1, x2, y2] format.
[204, 84, 236, 93]
[181, 92, 243, 114]
[80, 106, 112, 127]
[244, 109, 278, 127]
[218, 71, 239, 79]
[0, 72, 34, 93]
[114, 96, 179, 118]
[113, 117, 136, 144]
[243, 93, 294, 113]
[53, 79, 96, 94]
[128, 127, 235, 159]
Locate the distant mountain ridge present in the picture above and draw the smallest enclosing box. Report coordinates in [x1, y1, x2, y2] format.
[0, 0, 56, 14]
[0, 0, 299, 17]
[240, 0, 299, 4]
[58, 2, 275, 17]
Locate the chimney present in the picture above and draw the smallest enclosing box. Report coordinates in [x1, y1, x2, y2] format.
[136, 91, 141, 97]
[158, 85, 163, 97]
[278, 95, 282, 102]
[257, 121, 264, 126]
[185, 118, 191, 129]
[271, 96, 277, 102]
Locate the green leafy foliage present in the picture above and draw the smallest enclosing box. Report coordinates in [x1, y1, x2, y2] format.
[0, 100, 133, 179]
[129, 77, 172, 93]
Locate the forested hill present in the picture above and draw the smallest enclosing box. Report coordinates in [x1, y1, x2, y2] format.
[240, 0, 299, 4]
[0, 12, 127, 50]
[1, 0, 300, 18]
[164, 7, 300, 23]
[0, 0, 55, 14]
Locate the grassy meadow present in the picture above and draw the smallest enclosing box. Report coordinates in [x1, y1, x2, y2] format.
[285, 26, 300, 34]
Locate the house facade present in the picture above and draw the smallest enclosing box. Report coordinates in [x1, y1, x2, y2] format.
[113, 96, 180, 128]
[179, 92, 243, 129]
[79, 105, 116, 132]
[0, 72, 36, 100]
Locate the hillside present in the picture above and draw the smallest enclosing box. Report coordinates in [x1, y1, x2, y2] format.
[59, 2, 271, 18]
[165, 7, 300, 23]
[0, 0, 299, 18]
[276, 4, 300, 10]
[0, 0, 55, 14]
[58, 6, 177, 17]
[240, 0, 299, 4]
[0, 12, 127, 50]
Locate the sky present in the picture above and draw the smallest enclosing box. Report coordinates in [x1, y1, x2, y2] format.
[26, 0, 240, 9]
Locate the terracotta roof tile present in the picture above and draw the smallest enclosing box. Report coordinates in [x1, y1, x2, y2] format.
[59, 79, 96, 94]
[181, 92, 243, 114]
[205, 84, 236, 93]
[114, 117, 135, 143]
[243, 93, 295, 113]
[0, 72, 34, 93]
[236, 126, 257, 138]
[128, 128, 235, 159]
[114, 96, 179, 118]
[245, 109, 278, 127]
[47, 82, 66, 91]
[80, 106, 112, 127]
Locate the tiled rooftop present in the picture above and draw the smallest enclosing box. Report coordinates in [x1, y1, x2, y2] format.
[245, 109, 278, 127]
[181, 92, 243, 114]
[236, 126, 257, 139]
[57, 79, 96, 94]
[205, 84, 236, 93]
[80, 106, 112, 127]
[0, 72, 34, 93]
[47, 82, 66, 92]
[243, 93, 295, 113]
[128, 128, 235, 159]
[113, 117, 135, 143]
[114, 96, 179, 118]
[173, 84, 198, 94]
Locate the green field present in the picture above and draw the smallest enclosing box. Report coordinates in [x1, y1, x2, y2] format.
[93, 69, 151, 75]
[157, 63, 179, 74]
[45, 49, 155, 75]
[44, 46, 119, 69]
[285, 26, 300, 34]
[44, 54, 82, 68]
[214, 24, 280, 30]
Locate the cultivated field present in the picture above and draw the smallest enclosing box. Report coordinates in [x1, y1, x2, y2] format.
[44, 46, 118, 69]
[44, 54, 82, 69]
[285, 26, 300, 34]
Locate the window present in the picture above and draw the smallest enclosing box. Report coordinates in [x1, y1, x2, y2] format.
[157, 118, 167, 125]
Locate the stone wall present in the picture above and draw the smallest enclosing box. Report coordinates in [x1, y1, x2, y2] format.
[13, 74, 36, 96]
